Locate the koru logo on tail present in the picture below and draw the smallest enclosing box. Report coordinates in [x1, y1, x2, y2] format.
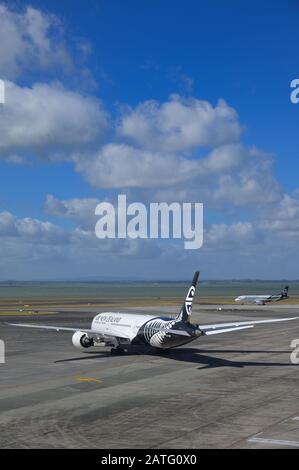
[185, 286, 195, 315]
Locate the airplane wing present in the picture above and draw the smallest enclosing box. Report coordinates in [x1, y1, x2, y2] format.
[9, 316, 298, 340]
[8, 323, 131, 340]
[200, 316, 298, 336]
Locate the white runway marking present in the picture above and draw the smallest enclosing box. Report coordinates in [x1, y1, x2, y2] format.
[248, 437, 299, 447]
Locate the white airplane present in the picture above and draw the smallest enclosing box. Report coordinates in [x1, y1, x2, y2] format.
[235, 286, 289, 305]
[10, 273, 297, 355]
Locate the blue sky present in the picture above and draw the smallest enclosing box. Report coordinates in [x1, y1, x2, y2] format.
[0, 1, 298, 279]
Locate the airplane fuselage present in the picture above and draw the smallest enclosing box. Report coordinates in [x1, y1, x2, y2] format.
[235, 294, 282, 305]
[91, 312, 200, 349]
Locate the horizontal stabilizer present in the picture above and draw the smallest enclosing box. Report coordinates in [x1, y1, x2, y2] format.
[159, 328, 191, 337]
[203, 325, 254, 335]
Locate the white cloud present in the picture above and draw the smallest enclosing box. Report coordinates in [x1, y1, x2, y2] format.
[211, 147, 282, 206]
[268, 194, 299, 221]
[257, 195, 299, 237]
[1, 203, 299, 280]
[0, 210, 165, 279]
[205, 221, 260, 249]
[0, 211, 68, 244]
[0, 211, 16, 236]
[198, 143, 243, 173]
[73, 141, 282, 212]
[73, 143, 246, 190]
[74, 143, 199, 188]
[0, 5, 72, 79]
[0, 81, 108, 158]
[0, 82, 282, 210]
[44, 194, 100, 230]
[64, 94, 280, 209]
[118, 95, 242, 152]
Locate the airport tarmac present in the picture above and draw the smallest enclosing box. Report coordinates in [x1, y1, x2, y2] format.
[0, 304, 299, 449]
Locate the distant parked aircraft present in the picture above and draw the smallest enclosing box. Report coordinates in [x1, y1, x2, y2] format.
[235, 286, 289, 305]
[10, 274, 296, 355]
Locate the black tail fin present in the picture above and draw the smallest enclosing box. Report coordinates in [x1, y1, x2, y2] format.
[176, 271, 200, 323]
[281, 285, 289, 299]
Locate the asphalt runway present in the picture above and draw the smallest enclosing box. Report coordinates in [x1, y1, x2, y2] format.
[0, 305, 299, 448]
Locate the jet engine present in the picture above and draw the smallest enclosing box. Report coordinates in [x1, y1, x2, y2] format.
[72, 331, 94, 350]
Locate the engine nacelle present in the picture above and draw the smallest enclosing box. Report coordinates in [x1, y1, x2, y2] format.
[72, 331, 94, 350]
